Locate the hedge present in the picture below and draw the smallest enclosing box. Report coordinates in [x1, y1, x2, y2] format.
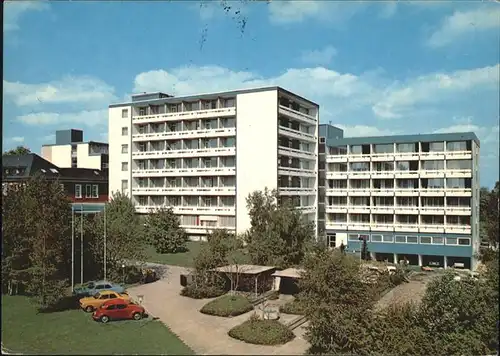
[279, 298, 305, 315]
[200, 294, 254, 317]
[228, 317, 295, 345]
[180, 285, 225, 299]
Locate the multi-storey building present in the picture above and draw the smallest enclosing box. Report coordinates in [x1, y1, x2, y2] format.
[108, 87, 319, 239]
[323, 130, 480, 270]
[42, 129, 109, 170]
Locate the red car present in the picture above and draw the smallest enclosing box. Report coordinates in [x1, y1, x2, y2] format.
[92, 298, 145, 323]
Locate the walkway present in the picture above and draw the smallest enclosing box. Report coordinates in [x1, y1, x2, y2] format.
[127, 265, 309, 355]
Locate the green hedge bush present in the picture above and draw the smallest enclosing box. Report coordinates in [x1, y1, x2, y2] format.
[180, 284, 225, 299]
[228, 317, 295, 345]
[200, 294, 254, 317]
[279, 298, 305, 315]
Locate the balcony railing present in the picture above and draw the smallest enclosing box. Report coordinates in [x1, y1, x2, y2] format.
[132, 187, 235, 195]
[132, 167, 235, 177]
[132, 147, 235, 159]
[278, 105, 317, 125]
[278, 126, 317, 142]
[132, 127, 235, 141]
[132, 107, 236, 122]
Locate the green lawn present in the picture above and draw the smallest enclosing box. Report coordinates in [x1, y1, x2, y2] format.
[144, 241, 251, 268]
[1, 295, 193, 355]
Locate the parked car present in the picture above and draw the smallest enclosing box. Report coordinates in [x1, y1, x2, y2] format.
[92, 299, 146, 323]
[73, 280, 125, 297]
[79, 290, 131, 312]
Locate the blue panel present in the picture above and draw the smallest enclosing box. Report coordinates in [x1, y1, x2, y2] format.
[71, 203, 105, 213]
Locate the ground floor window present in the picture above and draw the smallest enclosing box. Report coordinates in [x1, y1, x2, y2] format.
[327, 233, 336, 248]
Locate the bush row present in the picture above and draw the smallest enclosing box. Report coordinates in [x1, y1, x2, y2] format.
[200, 294, 254, 317]
[228, 316, 295, 345]
[180, 285, 225, 299]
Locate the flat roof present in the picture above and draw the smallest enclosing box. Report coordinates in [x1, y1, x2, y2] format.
[42, 140, 108, 147]
[271, 268, 305, 279]
[109, 86, 319, 108]
[326, 131, 480, 147]
[211, 264, 276, 275]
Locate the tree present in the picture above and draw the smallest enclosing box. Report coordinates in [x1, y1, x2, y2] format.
[2, 176, 72, 309]
[145, 207, 188, 253]
[300, 250, 376, 355]
[90, 192, 147, 281]
[244, 188, 315, 269]
[480, 181, 499, 250]
[3, 146, 31, 155]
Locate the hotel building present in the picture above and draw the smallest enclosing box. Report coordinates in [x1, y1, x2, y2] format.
[108, 87, 319, 240]
[323, 129, 480, 270]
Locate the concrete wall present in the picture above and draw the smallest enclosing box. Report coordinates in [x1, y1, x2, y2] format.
[108, 105, 132, 199]
[76, 143, 101, 170]
[44, 145, 72, 168]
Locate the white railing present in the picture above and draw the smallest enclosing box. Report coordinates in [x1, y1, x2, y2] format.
[132, 167, 235, 177]
[278, 167, 317, 176]
[132, 147, 235, 159]
[278, 126, 317, 142]
[278, 187, 316, 194]
[278, 147, 316, 159]
[135, 205, 235, 215]
[394, 152, 419, 160]
[132, 187, 235, 195]
[278, 105, 317, 125]
[132, 127, 235, 141]
[132, 107, 236, 122]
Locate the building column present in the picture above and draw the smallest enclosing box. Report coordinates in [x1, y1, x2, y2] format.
[393, 253, 398, 264]
[444, 256, 448, 269]
[370, 252, 376, 261]
[418, 254, 423, 267]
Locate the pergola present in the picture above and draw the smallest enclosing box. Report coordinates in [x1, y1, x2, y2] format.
[211, 264, 276, 296]
[271, 268, 305, 292]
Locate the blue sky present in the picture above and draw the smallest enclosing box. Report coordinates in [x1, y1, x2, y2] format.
[3, 0, 499, 187]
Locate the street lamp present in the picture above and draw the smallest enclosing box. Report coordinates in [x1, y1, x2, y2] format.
[121, 264, 126, 285]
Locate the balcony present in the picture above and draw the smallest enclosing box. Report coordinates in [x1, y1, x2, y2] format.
[326, 155, 348, 163]
[371, 153, 395, 162]
[371, 206, 394, 214]
[326, 188, 348, 196]
[278, 167, 317, 178]
[394, 152, 419, 161]
[445, 206, 472, 215]
[370, 223, 394, 232]
[348, 154, 370, 163]
[445, 225, 472, 234]
[420, 170, 445, 178]
[349, 206, 371, 214]
[349, 188, 371, 196]
[326, 171, 348, 179]
[132, 167, 236, 177]
[135, 205, 235, 216]
[132, 127, 236, 142]
[394, 170, 419, 179]
[296, 206, 317, 214]
[395, 188, 419, 196]
[419, 224, 446, 233]
[445, 151, 472, 160]
[420, 188, 445, 197]
[279, 187, 316, 195]
[132, 107, 236, 123]
[132, 147, 235, 159]
[278, 105, 317, 126]
[394, 223, 419, 232]
[349, 171, 371, 179]
[371, 171, 395, 179]
[445, 169, 472, 178]
[420, 152, 445, 160]
[445, 188, 472, 197]
[132, 187, 236, 196]
[278, 127, 316, 143]
[325, 205, 348, 213]
[278, 147, 316, 160]
[371, 188, 395, 196]
[395, 206, 419, 214]
[347, 222, 371, 230]
[325, 221, 348, 230]
[419, 206, 445, 215]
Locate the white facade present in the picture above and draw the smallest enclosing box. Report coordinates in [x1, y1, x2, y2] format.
[108, 87, 319, 238]
[41, 142, 108, 170]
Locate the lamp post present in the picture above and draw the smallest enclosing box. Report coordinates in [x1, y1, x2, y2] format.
[71, 207, 75, 291]
[104, 204, 107, 281]
[80, 204, 84, 284]
[121, 264, 126, 285]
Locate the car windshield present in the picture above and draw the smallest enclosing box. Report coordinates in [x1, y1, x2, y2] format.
[93, 293, 101, 299]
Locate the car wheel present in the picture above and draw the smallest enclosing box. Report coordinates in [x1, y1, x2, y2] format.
[85, 306, 94, 313]
[100, 315, 110, 323]
[132, 312, 142, 321]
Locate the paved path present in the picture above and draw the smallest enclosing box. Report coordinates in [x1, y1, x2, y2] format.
[127, 265, 309, 355]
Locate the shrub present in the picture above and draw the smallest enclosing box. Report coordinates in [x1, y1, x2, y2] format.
[180, 285, 225, 299]
[268, 291, 279, 300]
[200, 294, 254, 317]
[228, 318, 295, 345]
[279, 298, 305, 315]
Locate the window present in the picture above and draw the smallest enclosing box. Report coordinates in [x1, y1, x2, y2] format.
[121, 162, 129, 171]
[406, 236, 418, 244]
[373, 144, 393, 154]
[121, 180, 128, 192]
[95, 284, 105, 290]
[348, 234, 359, 241]
[121, 144, 128, 154]
[327, 234, 336, 248]
[122, 109, 128, 118]
[121, 127, 128, 136]
[446, 141, 467, 151]
[447, 160, 472, 170]
[107, 305, 117, 310]
[92, 185, 99, 198]
[382, 235, 393, 243]
[458, 238, 471, 246]
[85, 185, 92, 198]
[99, 294, 109, 300]
[432, 237, 444, 245]
[420, 236, 432, 244]
[75, 184, 82, 199]
[350, 145, 362, 154]
[109, 294, 117, 299]
[422, 160, 444, 170]
[395, 235, 406, 243]
[371, 235, 382, 242]
[446, 237, 458, 245]
[117, 304, 127, 310]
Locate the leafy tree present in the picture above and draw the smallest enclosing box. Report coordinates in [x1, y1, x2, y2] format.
[3, 146, 31, 155]
[480, 181, 499, 249]
[300, 250, 376, 355]
[89, 192, 146, 281]
[244, 188, 315, 268]
[2, 176, 72, 309]
[145, 207, 188, 253]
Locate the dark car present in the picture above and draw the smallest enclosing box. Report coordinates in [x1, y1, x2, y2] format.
[92, 299, 146, 323]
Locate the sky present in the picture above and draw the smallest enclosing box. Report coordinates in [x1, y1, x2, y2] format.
[3, 0, 499, 187]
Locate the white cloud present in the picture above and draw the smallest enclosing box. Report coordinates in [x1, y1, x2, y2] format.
[300, 46, 337, 65]
[372, 64, 500, 119]
[333, 124, 397, 138]
[427, 6, 500, 48]
[3, 76, 117, 107]
[268, 1, 364, 25]
[17, 109, 108, 127]
[9, 136, 25, 143]
[4, 0, 49, 32]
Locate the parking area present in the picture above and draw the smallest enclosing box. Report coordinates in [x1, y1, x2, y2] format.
[127, 265, 309, 355]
